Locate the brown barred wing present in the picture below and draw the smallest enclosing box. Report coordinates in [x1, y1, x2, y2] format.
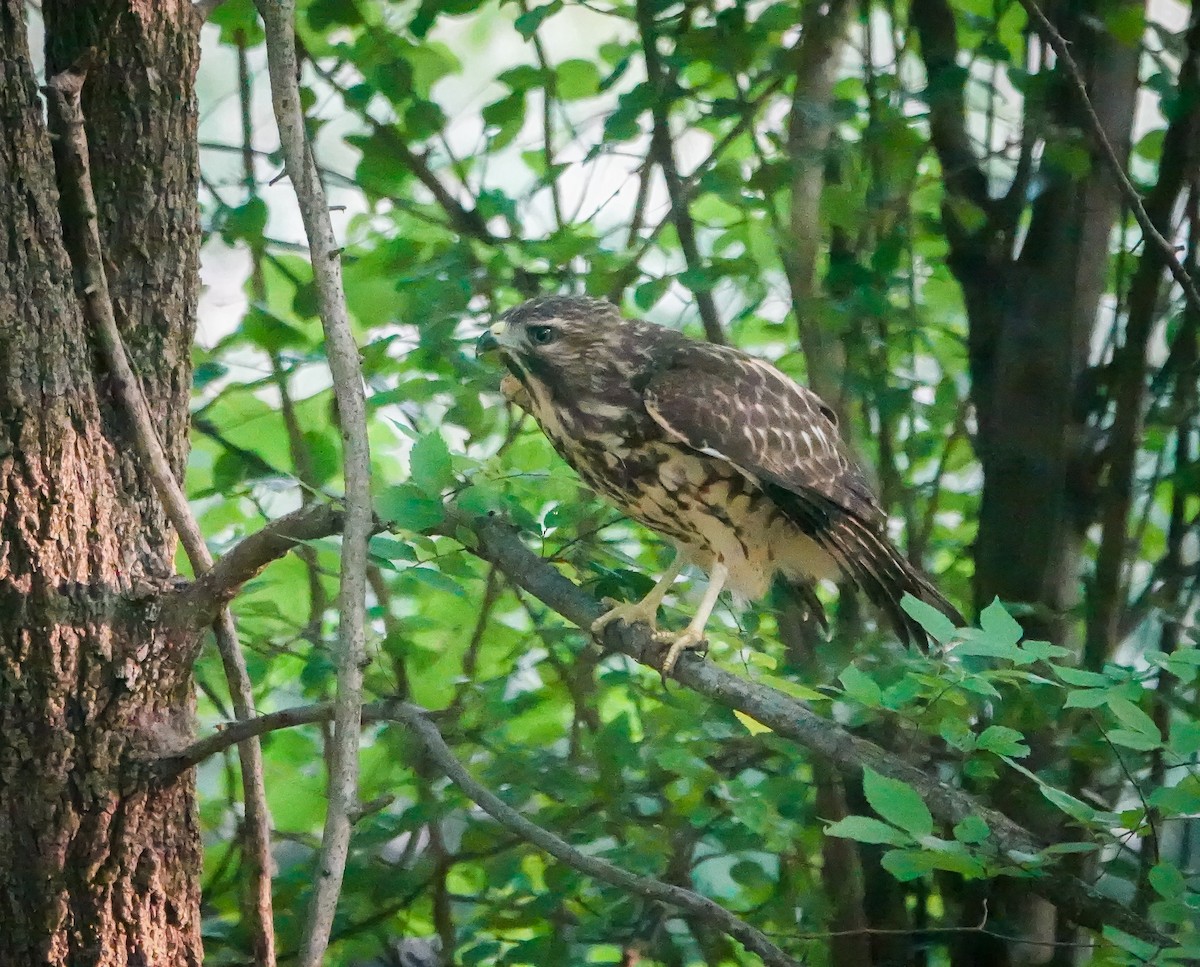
[641, 345, 962, 647]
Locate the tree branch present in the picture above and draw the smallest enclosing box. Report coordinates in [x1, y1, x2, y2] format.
[44, 56, 277, 967]
[911, 0, 994, 233]
[168, 503, 348, 628]
[165, 505, 1172, 953]
[256, 3, 373, 964]
[461, 512, 1171, 949]
[635, 0, 725, 344]
[1017, 0, 1200, 316]
[163, 699, 803, 967]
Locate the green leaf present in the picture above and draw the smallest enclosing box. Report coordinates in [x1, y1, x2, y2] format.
[1149, 862, 1186, 899]
[1169, 720, 1200, 757]
[825, 816, 911, 847]
[377, 483, 445, 531]
[953, 815, 991, 844]
[1107, 696, 1159, 738]
[410, 432, 455, 493]
[514, 0, 562, 38]
[838, 665, 882, 707]
[863, 768, 933, 839]
[900, 594, 958, 644]
[1063, 688, 1109, 709]
[555, 59, 600, 100]
[368, 535, 417, 567]
[1054, 665, 1111, 687]
[1106, 729, 1161, 752]
[978, 598, 1023, 646]
[976, 725, 1029, 758]
[880, 848, 939, 881]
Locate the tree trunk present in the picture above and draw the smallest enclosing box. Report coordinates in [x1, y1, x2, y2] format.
[0, 2, 203, 963]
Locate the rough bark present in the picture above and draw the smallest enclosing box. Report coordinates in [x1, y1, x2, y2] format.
[0, 2, 203, 963]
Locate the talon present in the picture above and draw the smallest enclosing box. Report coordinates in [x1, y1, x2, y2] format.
[653, 629, 707, 681]
[592, 598, 660, 634]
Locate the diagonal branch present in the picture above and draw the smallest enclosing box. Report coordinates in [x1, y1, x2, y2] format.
[1017, 0, 1200, 316]
[256, 3, 374, 964]
[162, 699, 803, 967]
[168, 503, 350, 628]
[44, 56, 277, 967]
[635, 0, 725, 344]
[461, 512, 1171, 949]
[167, 506, 1172, 952]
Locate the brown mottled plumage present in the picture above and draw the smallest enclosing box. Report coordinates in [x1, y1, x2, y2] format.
[477, 295, 961, 674]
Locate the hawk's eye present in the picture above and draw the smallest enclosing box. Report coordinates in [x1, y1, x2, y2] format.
[527, 325, 556, 346]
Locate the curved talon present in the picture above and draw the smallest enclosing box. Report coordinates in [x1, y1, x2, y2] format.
[653, 629, 708, 679]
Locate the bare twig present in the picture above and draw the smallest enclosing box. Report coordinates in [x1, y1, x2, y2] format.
[44, 56, 277, 967]
[166, 700, 804, 967]
[256, 3, 374, 964]
[1017, 0, 1200, 314]
[634, 0, 725, 344]
[169, 503, 349, 627]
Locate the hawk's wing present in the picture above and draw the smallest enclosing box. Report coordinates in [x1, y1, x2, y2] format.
[641, 344, 958, 645]
[641, 344, 877, 524]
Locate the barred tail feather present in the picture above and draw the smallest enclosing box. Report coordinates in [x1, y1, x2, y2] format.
[765, 484, 962, 647]
[830, 517, 963, 648]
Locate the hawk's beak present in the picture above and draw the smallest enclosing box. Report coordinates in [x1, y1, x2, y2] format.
[476, 322, 506, 358]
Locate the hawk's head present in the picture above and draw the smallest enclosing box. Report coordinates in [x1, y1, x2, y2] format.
[477, 296, 653, 403]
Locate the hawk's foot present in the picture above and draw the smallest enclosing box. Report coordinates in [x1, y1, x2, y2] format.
[592, 596, 660, 635]
[652, 628, 708, 680]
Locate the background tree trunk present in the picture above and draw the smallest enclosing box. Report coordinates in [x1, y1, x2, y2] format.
[0, 2, 203, 962]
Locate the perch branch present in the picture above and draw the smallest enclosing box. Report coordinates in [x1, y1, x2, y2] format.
[44, 56, 276, 967]
[169, 503, 348, 628]
[256, 2, 374, 964]
[462, 512, 1171, 949]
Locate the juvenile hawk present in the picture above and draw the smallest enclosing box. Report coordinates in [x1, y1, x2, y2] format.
[478, 295, 961, 675]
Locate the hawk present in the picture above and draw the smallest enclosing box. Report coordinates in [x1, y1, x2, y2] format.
[477, 295, 962, 675]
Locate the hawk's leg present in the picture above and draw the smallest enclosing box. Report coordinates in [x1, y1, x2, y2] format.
[592, 554, 687, 635]
[655, 561, 729, 678]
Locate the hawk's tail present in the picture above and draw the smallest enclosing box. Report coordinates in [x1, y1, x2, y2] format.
[765, 483, 963, 647]
[826, 514, 964, 648]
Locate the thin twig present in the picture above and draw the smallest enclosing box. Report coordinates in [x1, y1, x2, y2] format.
[167, 700, 804, 967]
[255, 3, 373, 964]
[44, 56, 277, 967]
[634, 0, 725, 344]
[1017, 0, 1200, 314]
[168, 503, 349, 627]
[394, 703, 801, 967]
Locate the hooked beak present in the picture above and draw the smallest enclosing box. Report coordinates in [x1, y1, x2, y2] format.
[476, 321, 507, 358]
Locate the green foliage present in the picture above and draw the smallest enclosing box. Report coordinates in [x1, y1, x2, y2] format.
[191, 0, 1200, 963]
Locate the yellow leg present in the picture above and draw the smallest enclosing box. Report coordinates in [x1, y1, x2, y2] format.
[655, 561, 728, 677]
[592, 554, 686, 635]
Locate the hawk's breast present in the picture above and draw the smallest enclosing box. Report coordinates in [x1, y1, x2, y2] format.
[527, 389, 837, 600]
